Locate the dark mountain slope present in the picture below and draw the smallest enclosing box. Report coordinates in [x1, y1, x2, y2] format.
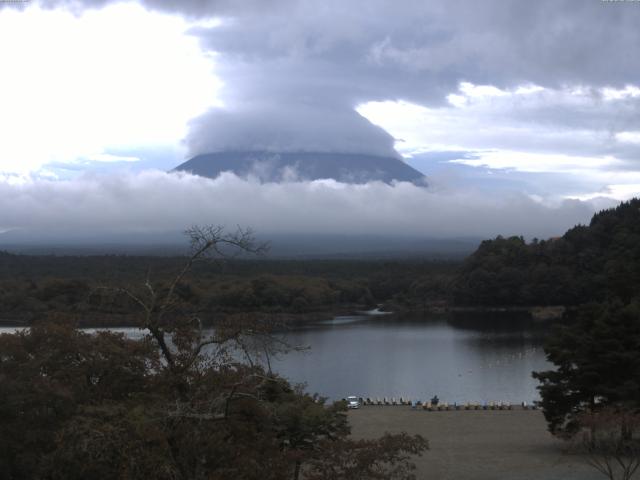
[173, 151, 426, 185]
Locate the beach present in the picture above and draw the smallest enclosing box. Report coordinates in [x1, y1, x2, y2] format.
[348, 407, 602, 480]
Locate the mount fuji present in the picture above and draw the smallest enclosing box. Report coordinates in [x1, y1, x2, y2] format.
[173, 151, 426, 185]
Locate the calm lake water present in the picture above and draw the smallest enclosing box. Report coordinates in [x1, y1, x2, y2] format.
[0, 312, 551, 404]
[269, 312, 550, 404]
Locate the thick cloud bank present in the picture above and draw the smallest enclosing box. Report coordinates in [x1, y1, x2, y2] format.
[175, 0, 640, 162]
[24, 0, 640, 164]
[186, 105, 399, 158]
[0, 171, 595, 242]
[6, 0, 640, 181]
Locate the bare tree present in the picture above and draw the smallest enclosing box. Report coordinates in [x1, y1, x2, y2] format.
[116, 226, 264, 365]
[577, 408, 640, 480]
[103, 224, 293, 419]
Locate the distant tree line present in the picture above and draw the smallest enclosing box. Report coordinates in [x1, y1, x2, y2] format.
[0, 254, 456, 325]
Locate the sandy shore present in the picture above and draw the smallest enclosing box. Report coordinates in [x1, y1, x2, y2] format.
[348, 407, 602, 480]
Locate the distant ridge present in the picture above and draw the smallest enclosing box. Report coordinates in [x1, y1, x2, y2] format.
[173, 151, 427, 185]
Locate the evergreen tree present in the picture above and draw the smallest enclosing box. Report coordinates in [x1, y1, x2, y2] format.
[533, 300, 640, 436]
[453, 198, 640, 306]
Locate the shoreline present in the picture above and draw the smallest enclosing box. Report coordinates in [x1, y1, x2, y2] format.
[386, 304, 567, 321]
[0, 304, 566, 329]
[0, 309, 349, 329]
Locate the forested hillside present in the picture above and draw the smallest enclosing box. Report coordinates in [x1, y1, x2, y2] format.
[452, 198, 640, 306]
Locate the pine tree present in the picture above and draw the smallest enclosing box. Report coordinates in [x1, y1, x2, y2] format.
[533, 300, 640, 436]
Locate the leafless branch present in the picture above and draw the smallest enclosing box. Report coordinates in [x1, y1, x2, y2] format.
[578, 408, 640, 480]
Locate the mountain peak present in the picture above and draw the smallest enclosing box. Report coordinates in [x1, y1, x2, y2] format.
[173, 151, 427, 185]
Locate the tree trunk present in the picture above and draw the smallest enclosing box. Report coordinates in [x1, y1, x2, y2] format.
[293, 460, 301, 480]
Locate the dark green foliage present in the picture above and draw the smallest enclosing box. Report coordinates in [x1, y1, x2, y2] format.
[0, 321, 158, 479]
[0, 320, 427, 479]
[0, 256, 457, 325]
[453, 199, 640, 306]
[533, 301, 640, 436]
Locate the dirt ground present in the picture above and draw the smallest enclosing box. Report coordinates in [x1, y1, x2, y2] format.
[348, 406, 604, 480]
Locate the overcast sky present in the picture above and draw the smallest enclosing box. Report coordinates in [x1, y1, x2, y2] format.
[0, 0, 638, 243]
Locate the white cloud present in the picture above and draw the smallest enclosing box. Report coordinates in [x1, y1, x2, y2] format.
[567, 184, 640, 203]
[2, 0, 640, 209]
[452, 151, 621, 175]
[0, 171, 597, 241]
[603, 184, 640, 200]
[186, 104, 398, 158]
[0, 3, 220, 174]
[616, 131, 640, 144]
[357, 82, 640, 195]
[86, 153, 141, 163]
[458, 82, 509, 99]
[601, 85, 640, 101]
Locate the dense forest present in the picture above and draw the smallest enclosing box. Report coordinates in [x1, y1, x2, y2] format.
[524, 201, 640, 444]
[452, 198, 640, 306]
[0, 253, 456, 326]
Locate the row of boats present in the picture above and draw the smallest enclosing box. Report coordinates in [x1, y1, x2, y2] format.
[345, 397, 539, 410]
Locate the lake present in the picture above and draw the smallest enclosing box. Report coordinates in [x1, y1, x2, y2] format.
[0, 311, 551, 404]
[269, 312, 550, 404]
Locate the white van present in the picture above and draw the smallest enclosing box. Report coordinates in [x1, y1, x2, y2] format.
[346, 396, 360, 409]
